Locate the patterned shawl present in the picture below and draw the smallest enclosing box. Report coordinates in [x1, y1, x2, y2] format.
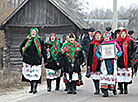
[23, 27, 42, 58]
[115, 29, 132, 69]
[89, 31, 102, 72]
[46, 33, 60, 62]
[61, 33, 82, 63]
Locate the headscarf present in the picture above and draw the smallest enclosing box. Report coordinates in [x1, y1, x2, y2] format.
[89, 31, 102, 72]
[115, 29, 132, 69]
[46, 33, 60, 62]
[61, 33, 82, 63]
[23, 27, 42, 58]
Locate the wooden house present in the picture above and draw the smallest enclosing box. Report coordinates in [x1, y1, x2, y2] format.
[0, 0, 87, 71]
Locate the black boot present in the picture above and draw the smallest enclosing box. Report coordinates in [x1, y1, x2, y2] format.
[124, 83, 128, 94]
[35, 82, 38, 93]
[113, 89, 117, 95]
[118, 83, 123, 94]
[29, 82, 33, 93]
[33, 82, 37, 94]
[74, 84, 77, 91]
[64, 83, 69, 91]
[47, 79, 51, 92]
[55, 77, 60, 91]
[93, 80, 100, 95]
[103, 89, 108, 97]
[72, 82, 77, 94]
[67, 82, 73, 94]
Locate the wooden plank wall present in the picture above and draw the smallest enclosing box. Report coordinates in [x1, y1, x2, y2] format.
[8, 26, 77, 71]
[7, 0, 73, 27]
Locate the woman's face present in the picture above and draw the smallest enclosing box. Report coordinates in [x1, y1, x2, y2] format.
[51, 36, 56, 42]
[104, 36, 110, 42]
[95, 33, 101, 40]
[31, 30, 37, 37]
[121, 32, 127, 38]
[70, 38, 75, 43]
[117, 33, 120, 38]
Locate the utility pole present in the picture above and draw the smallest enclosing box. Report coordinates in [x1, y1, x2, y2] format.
[112, 0, 117, 31]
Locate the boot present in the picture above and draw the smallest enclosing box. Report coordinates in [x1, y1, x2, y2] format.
[47, 79, 51, 92]
[72, 82, 77, 94]
[113, 89, 117, 95]
[55, 77, 60, 91]
[103, 89, 108, 97]
[35, 82, 38, 93]
[67, 82, 72, 94]
[29, 82, 33, 93]
[33, 82, 37, 94]
[118, 83, 123, 94]
[74, 84, 77, 91]
[124, 83, 128, 94]
[64, 83, 69, 91]
[93, 80, 100, 95]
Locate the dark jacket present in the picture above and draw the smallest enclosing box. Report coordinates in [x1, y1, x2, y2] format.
[134, 38, 138, 60]
[62, 50, 84, 74]
[117, 40, 134, 68]
[45, 43, 62, 70]
[87, 44, 101, 72]
[20, 38, 47, 65]
[82, 34, 93, 54]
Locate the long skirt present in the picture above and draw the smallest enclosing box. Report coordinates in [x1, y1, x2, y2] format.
[22, 63, 42, 81]
[100, 74, 117, 91]
[76, 73, 84, 86]
[63, 72, 79, 83]
[117, 68, 132, 83]
[91, 71, 100, 80]
[46, 68, 61, 79]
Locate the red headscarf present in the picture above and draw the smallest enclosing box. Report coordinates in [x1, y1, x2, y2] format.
[89, 31, 102, 72]
[49, 33, 57, 41]
[90, 31, 102, 45]
[115, 29, 132, 70]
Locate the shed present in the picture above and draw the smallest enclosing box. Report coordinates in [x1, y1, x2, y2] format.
[0, 0, 87, 71]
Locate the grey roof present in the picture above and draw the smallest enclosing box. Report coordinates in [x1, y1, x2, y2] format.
[49, 0, 87, 29]
[84, 19, 129, 23]
[0, 0, 87, 29]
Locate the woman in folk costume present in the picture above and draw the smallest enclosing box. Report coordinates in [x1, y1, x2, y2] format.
[61, 33, 84, 94]
[45, 33, 62, 92]
[96, 33, 122, 97]
[115, 29, 134, 94]
[20, 27, 47, 94]
[87, 31, 102, 95]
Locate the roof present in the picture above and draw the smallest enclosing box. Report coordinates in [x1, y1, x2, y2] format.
[84, 19, 129, 23]
[0, 0, 87, 29]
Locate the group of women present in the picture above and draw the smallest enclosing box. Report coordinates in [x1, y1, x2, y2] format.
[20, 27, 84, 95]
[86, 28, 135, 97]
[20, 27, 136, 97]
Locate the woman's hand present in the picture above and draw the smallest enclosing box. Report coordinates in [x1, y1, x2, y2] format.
[100, 56, 103, 61]
[72, 64, 74, 67]
[88, 66, 90, 68]
[115, 55, 118, 60]
[47, 48, 50, 52]
[57, 63, 60, 66]
[22, 47, 25, 52]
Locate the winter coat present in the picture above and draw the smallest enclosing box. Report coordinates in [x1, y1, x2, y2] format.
[82, 34, 94, 54]
[20, 38, 47, 65]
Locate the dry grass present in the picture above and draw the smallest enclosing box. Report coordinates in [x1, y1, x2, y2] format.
[0, 67, 47, 93]
[0, 69, 27, 93]
[0, 30, 4, 48]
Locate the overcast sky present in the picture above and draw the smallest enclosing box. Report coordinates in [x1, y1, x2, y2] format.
[85, 0, 138, 12]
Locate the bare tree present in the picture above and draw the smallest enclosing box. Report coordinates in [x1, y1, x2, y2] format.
[118, 4, 138, 34]
[89, 8, 113, 19]
[64, 0, 89, 18]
